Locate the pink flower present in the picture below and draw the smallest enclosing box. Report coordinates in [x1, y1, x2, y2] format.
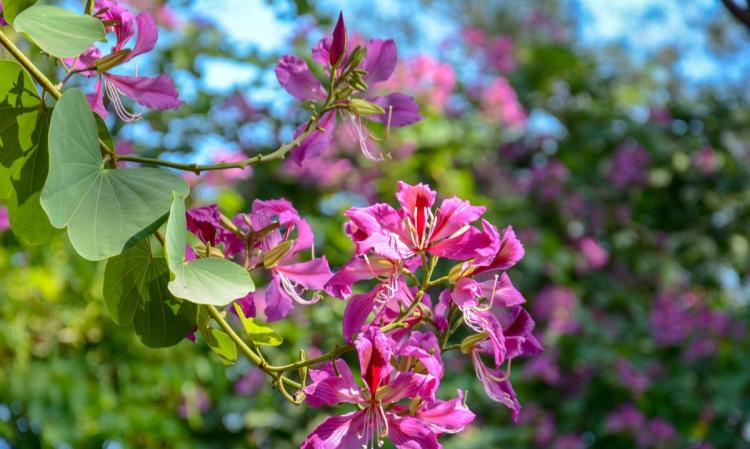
[607, 142, 650, 189]
[378, 54, 456, 111]
[275, 13, 422, 164]
[238, 199, 332, 322]
[0, 206, 9, 232]
[0, 1, 8, 26]
[577, 237, 608, 270]
[481, 77, 526, 129]
[344, 181, 487, 262]
[66, 0, 181, 120]
[302, 327, 473, 449]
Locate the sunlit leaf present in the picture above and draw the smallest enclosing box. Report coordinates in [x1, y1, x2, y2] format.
[233, 303, 283, 346]
[13, 5, 105, 58]
[40, 89, 188, 260]
[165, 192, 254, 305]
[199, 327, 237, 365]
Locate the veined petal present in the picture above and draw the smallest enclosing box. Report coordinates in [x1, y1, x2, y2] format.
[304, 359, 363, 407]
[106, 74, 182, 110]
[381, 372, 435, 404]
[325, 255, 396, 299]
[475, 225, 524, 274]
[63, 47, 101, 76]
[369, 93, 423, 128]
[185, 204, 222, 245]
[290, 110, 336, 165]
[275, 55, 326, 101]
[355, 326, 394, 395]
[263, 277, 294, 322]
[387, 415, 441, 449]
[417, 390, 476, 434]
[329, 12, 347, 66]
[343, 287, 380, 342]
[483, 273, 525, 307]
[345, 204, 413, 260]
[472, 353, 521, 422]
[87, 77, 108, 118]
[504, 307, 543, 359]
[430, 197, 485, 243]
[361, 38, 397, 84]
[125, 13, 157, 61]
[434, 290, 452, 332]
[300, 410, 368, 449]
[398, 331, 444, 382]
[276, 257, 332, 290]
[428, 226, 488, 261]
[451, 277, 482, 308]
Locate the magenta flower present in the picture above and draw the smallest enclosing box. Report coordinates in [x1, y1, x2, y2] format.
[241, 199, 332, 321]
[275, 13, 422, 164]
[481, 77, 527, 129]
[302, 327, 473, 449]
[66, 0, 181, 120]
[0, 1, 7, 27]
[345, 181, 487, 262]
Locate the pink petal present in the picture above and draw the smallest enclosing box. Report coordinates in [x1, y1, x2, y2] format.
[275, 55, 326, 101]
[87, 78, 108, 118]
[325, 255, 396, 299]
[434, 290, 451, 332]
[398, 331, 444, 389]
[475, 225, 524, 274]
[106, 73, 182, 110]
[345, 203, 414, 260]
[342, 287, 379, 342]
[483, 273, 525, 307]
[428, 226, 489, 261]
[430, 197, 485, 243]
[361, 38, 397, 84]
[369, 93, 423, 128]
[381, 372, 435, 404]
[304, 359, 362, 407]
[275, 257, 332, 290]
[387, 415, 441, 449]
[472, 353, 521, 422]
[354, 326, 394, 395]
[263, 277, 293, 322]
[396, 181, 436, 215]
[126, 13, 157, 61]
[417, 390, 476, 434]
[291, 109, 336, 165]
[300, 410, 368, 449]
[451, 277, 482, 308]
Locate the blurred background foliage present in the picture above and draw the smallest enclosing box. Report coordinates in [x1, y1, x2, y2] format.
[2, 0, 750, 448]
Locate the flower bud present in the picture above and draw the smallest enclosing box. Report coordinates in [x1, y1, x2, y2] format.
[348, 98, 385, 116]
[262, 240, 295, 269]
[95, 49, 131, 73]
[346, 45, 367, 70]
[460, 332, 488, 354]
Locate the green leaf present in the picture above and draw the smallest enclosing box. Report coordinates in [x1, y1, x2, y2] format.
[233, 303, 283, 346]
[199, 327, 237, 365]
[165, 192, 254, 305]
[40, 89, 188, 260]
[0, 59, 57, 243]
[2, 0, 37, 25]
[103, 239, 196, 348]
[13, 5, 105, 58]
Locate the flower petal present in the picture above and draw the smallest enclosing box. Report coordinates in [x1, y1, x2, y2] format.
[325, 255, 397, 299]
[263, 277, 294, 322]
[342, 287, 379, 342]
[291, 110, 336, 165]
[329, 12, 347, 66]
[370, 93, 423, 128]
[275, 55, 326, 101]
[126, 13, 157, 61]
[483, 273, 525, 307]
[361, 38, 397, 84]
[355, 326, 394, 395]
[301, 410, 368, 449]
[106, 73, 182, 110]
[387, 415, 441, 449]
[472, 353, 521, 422]
[417, 390, 476, 434]
[344, 203, 414, 260]
[304, 359, 362, 407]
[430, 197, 485, 243]
[276, 257, 332, 290]
[87, 78, 108, 118]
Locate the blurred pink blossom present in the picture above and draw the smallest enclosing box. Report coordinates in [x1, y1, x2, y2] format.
[481, 77, 527, 129]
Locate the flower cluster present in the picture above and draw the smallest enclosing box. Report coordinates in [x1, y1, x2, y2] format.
[275, 13, 422, 164]
[64, 0, 181, 120]
[180, 181, 540, 448]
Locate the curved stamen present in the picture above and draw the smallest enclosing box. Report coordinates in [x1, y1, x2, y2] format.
[278, 272, 321, 305]
[104, 77, 143, 122]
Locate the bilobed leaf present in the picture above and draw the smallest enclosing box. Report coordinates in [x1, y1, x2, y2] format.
[199, 327, 237, 365]
[103, 239, 196, 348]
[0, 59, 57, 242]
[13, 5, 105, 58]
[165, 192, 254, 306]
[234, 303, 283, 346]
[40, 89, 189, 260]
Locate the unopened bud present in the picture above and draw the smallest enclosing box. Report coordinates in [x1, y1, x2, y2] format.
[346, 45, 367, 69]
[262, 240, 295, 269]
[348, 98, 385, 116]
[460, 332, 489, 354]
[96, 49, 131, 73]
[448, 262, 472, 283]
